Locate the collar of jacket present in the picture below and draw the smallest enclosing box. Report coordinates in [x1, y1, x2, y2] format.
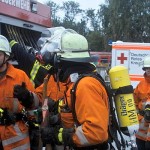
[144, 72, 150, 83]
[6, 63, 17, 79]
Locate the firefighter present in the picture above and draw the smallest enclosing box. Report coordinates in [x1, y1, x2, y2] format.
[134, 56, 150, 150]
[9, 39, 51, 88]
[35, 73, 66, 150]
[0, 35, 40, 149]
[34, 27, 70, 150]
[8, 28, 67, 150]
[36, 29, 109, 149]
[12, 28, 109, 149]
[35, 26, 69, 118]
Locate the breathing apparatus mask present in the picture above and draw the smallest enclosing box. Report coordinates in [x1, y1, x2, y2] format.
[37, 27, 65, 50]
[36, 27, 66, 65]
[37, 27, 98, 81]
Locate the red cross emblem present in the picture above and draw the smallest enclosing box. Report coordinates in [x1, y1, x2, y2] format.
[117, 53, 127, 64]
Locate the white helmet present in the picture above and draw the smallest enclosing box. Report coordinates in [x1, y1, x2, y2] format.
[59, 30, 90, 62]
[37, 26, 65, 49]
[0, 35, 11, 56]
[40, 27, 96, 63]
[143, 56, 150, 70]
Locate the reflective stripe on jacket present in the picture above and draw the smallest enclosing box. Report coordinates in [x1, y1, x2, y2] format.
[61, 76, 109, 147]
[11, 43, 50, 88]
[2, 123, 30, 150]
[0, 63, 35, 149]
[30, 60, 51, 86]
[134, 73, 150, 141]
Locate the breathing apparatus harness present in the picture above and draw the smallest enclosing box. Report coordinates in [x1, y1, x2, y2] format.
[70, 73, 126, 150]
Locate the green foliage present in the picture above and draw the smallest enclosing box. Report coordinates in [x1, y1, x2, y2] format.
[61, 1, 82, 22]
[86, 31, 105, 51]
[102, 0, 150, 42]
[46, 0, 150, 51]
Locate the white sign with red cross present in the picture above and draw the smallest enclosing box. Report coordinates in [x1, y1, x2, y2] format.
[116, 50, 129, 67]
[111, 42, 150, 88]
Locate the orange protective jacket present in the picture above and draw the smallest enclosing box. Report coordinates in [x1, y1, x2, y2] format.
[35, 75, 109, 147]
[134, 73, 150, 141]
[61, 76, 109, 147]
[35, 75, 66, 103]
[35, 75, 67, 131]
[0, 63, 35, 150]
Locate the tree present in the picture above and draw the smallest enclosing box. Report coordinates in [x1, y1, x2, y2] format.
[86, 8, 101, 31]
[46, 0, 150, 52]
[101, 0, 150, 43]
[46, 1, 62, 26]
[87, 31, 105, 51]
[61, 1, 82, 22]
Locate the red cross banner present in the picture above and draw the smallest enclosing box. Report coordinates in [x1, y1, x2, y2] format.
[116, 51, 129, 67]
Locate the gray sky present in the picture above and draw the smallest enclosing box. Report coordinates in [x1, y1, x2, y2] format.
[38, 0, 106, 10]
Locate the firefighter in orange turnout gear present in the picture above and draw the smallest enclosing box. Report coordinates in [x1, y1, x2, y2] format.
[134, 56, 150, 150]
[38, 28, 109, 149]
[0, 35, 39, 150]
[35, 72, 67, 150]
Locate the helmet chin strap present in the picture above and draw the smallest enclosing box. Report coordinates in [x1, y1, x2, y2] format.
[53, 54, 61, 91]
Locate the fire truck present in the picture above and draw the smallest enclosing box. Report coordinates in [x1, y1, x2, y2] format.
[90, 51, 111, 83]
[90, 51, 111, 67]
[0, 0, 52, 53]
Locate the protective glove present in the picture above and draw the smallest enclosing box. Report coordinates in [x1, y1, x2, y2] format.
[40, 127, 55, 144]
[144, 104, 150, 123]
[57, 128, 75, 147]
[49, 113, 61, 126]
[13, 82, 34, 108]
[0, 108, 15, 125]
[48, 98, 59, 114]
[28, 119, 40, 130]
[145, 141, 150, 150]
[40, 126, 75, 146]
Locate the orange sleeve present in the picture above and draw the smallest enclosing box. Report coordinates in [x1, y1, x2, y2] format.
[133, 80, 148, 110]
[72, 77, 109, 146]
[35, 82, 44, 103]
[134, 85, 140, 110]
[133, 82, 145, 121]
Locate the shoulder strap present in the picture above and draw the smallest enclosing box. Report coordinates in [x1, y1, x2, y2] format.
[70, 73, 106, 127]
[70, 74, 86, 127]
[70, 73, 126, 150]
